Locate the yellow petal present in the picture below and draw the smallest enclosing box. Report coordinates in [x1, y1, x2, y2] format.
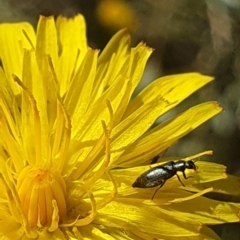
[118, 101, 222, 166]
[80, 224, 120, 240]
[64, 49, 99, 127]
[189, 175, 240, 197]
[97, 200, 200, 238]
[123, 73, 213, 118]
[0, 22, 35, 94]
[56, 14, 87, 95]
[200, 226, 221, 240]
[0, 216, 22, 239]
[163, 196, 240, 224]
[110, 97, 169, 164]
[22, 50, 49, 163]
[98, 28, 131, 65]
[36, 16, 58, 67]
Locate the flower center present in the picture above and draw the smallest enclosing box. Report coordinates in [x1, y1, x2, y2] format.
[16, 165, 66, 229]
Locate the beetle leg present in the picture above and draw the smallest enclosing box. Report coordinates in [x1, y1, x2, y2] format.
[176, 174, 185, 187]
[182, 170, 193, 180]
[151, 180, 165, 200]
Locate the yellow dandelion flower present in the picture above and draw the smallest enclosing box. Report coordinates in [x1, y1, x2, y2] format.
[0, 14, 239, 240]
[96, 0, 138, 31]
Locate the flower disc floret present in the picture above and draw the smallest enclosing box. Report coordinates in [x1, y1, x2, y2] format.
[16, 165, 66, 229]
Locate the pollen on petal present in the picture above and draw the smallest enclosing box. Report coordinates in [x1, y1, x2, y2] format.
[16, 165, 66, 229]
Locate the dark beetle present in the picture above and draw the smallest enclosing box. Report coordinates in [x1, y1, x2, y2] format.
[132, 160, 197, 199]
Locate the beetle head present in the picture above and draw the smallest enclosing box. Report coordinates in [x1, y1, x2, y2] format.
[186, 160, 197, 171]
